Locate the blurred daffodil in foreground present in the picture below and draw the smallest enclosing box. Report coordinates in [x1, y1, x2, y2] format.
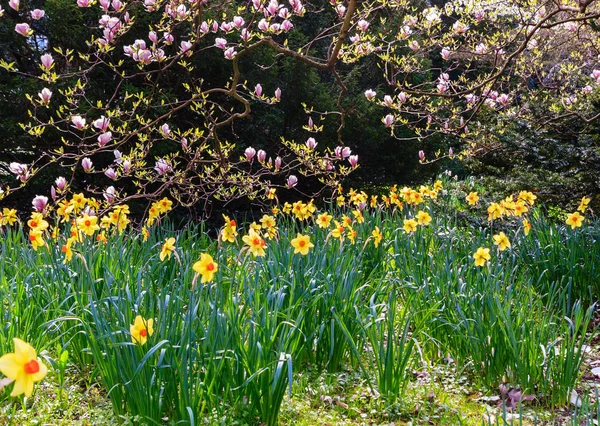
[0, 338, 47, 397]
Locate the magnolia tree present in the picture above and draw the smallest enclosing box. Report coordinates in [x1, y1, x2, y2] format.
[1, 0, 600, 214]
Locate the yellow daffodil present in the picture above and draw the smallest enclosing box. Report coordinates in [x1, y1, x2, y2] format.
[0, 338, 47, 397]
[372, 226, 382, 248]
[578, 196, 590, 213]
[403, 219, 418, 233]
[29, 230, 45, 251]
[160, 237, 176, 261]
[352, 210, 364, 224]
[565, 212, 584, 229]
[76, 214, 100, 236]
[71, 193, 87, 212]
[487, 203, 502, 221]
[3, 208, 18, 226]
[316, 212, 333, 228]
[336, 195, 345, 207]
[61, 238, 74, 263]
[290, 233, 314, 256]
[331, 221, 345, 240]
[282, 202, 292, 214]
[518, 191, 537, 206]
[27, 212, 49, 232]
[370, 195, 378, 208]
[513, 201, 528, 217]
[416, 210, 432, 226]
[242, 228, 266, 257]
[193, 253, 218, 283]
[522, 218, 531, 236]
[220, 215, 238, 243]
[142, 226, 149, 242]
[130, 315, 154, 345]
[157, 197, 173, 214]
[473, 247, 491, 267]
[493, 232, 511, 251]
[466, 192, 479, 206]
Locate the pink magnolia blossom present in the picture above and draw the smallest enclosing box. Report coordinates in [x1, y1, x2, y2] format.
[112, 0, 123, 10]
[255, 84, 263, 97]
[274, 156, 282, 170]
[93, 116, 110, 131]
[418, 150, 425, 161]
[275, 87, 281, 101]
[8, 0, 19, 11]
[233, 16, 245, 29]
[582, 85, 593, 95]
[257, 149, 267, 162]
[39, 88, 52, 104]
[364, 89, 376, 100]
[31, 195, 49, 213]
[9, 162, 29, 181]
[281, 20, 293, 31]
[143, 0, 156, 11]
[154, 159, 171, 175]
[98, 132, 113, 147]
[348, 155, 359, 168]
[473, 9, 485, 21]
[497, 93, 509, 105]
[305, 137, 317, 149]
[398, 92, 408, 103]
[31, 9, 45, 20]
[180, 41, 193, 55]
[103, 186, 116, 203]
[384, 114, 394, 128]
[408, 40, 420, 51]
[82, 157, 93, 173]
[440, 47, 450, 60]
[224, 47, 236, 59]
[308, 117, 314, 130]
[266, 0, 279, 16]
[164, 32, 174, 44]
[122, 160, 131, 174]
[77, 0, 91, 7]
[278, 8, 289, 19]
[149, 31, 158, 43]
[335, 4, 346, 17]
[258, 19, 269, 32]
[212, 21, 219, 32]
[475, 43, 487, 54]
[220, 22, 233, 33]
[15, 23, 33, 37]
[357, 19, 369, 32]
[449, 147, 454, 158]
[71, 115, 86, 129]
[55, 176, 67, 191]
[245, 147, 256, 160]
[287, 175, 298, 188]
[334, 146, 351, 159]
[241, 28, 251, 42]
[399, 26, 412, 39]
[215, 38, 227, 49]
[452, 21, 469, 35]
[591, 70, 600, 84]
[161, 123, 171, 136]
[41, 53, 54, 70]
[104, 167, 117, 180]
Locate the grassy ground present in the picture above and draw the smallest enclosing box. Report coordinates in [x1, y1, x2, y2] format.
[0, 180, 599, 425]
